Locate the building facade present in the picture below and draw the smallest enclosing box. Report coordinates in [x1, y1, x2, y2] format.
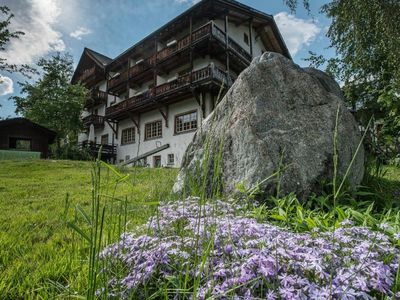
[73, 0, 291, 167]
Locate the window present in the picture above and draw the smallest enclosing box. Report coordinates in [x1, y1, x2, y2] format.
[167, 154, 175, 165]
[243, 32, 249, 46]
[175, 111, 198, 134]
[145, 120, 162, 140]
[101, 134, 109, 145]
[9, 137, 31, 151]
[121, 127, 135, 145]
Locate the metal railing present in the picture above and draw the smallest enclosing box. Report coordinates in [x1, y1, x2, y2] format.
[80, 141, 117, 157]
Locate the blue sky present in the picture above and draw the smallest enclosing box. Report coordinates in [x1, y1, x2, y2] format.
[0, 0, 333, 118]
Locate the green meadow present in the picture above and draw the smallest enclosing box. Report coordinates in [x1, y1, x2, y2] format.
[0, 160, 177, 298]
[0, 159, 400, 298]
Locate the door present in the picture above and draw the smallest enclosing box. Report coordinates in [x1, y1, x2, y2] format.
[153, 155, 161, 168]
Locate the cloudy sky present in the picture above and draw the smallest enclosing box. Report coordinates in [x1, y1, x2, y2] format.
[0, 0, 332, 118]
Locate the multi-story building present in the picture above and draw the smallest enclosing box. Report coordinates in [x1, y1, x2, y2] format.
[72, 0, 291, 167]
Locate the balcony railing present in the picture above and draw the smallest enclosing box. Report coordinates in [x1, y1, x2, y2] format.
[85, 89, 108, 108]
[82, 115, 105, 128]
[80, 141, 117, 158]
[211, 25, 252, 62]
[105, 64, 229, 118]
[108, 69, 129, 91]
[107, 22, 250, 92]
[77, 67, 96, 82]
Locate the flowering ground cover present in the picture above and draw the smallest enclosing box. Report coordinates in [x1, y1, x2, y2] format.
[100, 198, 400, 299]
[1, 160, 399, 298]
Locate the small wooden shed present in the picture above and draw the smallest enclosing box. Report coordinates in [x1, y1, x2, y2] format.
[0, 118, 56, 158]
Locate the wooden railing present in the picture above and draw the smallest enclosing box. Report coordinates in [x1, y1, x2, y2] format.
[85, 89, 108, 107]
[108, 69, 129, 91]
[77, 66, 96, 82]
[107, 22, 250, 91]
[211, 25, 252, 62]
[106, 65, 228, 117]
[82, 115, 105, 127]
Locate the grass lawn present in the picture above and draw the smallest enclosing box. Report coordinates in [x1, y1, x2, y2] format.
[0, 159, 177, 298]
[0, 159, 399, 298]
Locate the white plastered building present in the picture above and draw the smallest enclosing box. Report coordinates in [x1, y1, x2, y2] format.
[72, 0, 291, 167]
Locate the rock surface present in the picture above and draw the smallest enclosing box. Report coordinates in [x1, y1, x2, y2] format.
[173, 52, 364, 198]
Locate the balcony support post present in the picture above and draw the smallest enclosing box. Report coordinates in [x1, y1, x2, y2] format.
[128, 112, 140, 134]
[224, 14, 230, 77]
[106, 120, 119, 139]
[190, 15, 193, 85]
[126, 59, 130, 93]
[159, 105, 169, 128]
[154, 38, 158, 96]
[249, 18, 253, 57]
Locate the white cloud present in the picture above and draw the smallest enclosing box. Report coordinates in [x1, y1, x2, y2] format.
[0, 75, 14, 96]
[174, 0, 200, 5]
[2, 0, 65, 65]
[70, 27, 92, 40]
[274, 12, 321, 56]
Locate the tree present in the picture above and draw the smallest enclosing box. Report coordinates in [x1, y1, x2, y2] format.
[0, 6, 35, 76]
[286, 0, 400, 154]
[12, 53, 88, 148]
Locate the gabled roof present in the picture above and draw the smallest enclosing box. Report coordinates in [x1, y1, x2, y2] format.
[86, 48, 113, 66]
[71, 48, 112, 84]
[109, 0, 291, 68]
[73, 0, 291, 74]
[0, 118, 57, 142]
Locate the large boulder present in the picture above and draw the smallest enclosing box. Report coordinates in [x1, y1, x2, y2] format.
[173, 52, 364, 198]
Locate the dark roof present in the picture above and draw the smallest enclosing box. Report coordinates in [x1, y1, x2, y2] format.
[74, 0, 290, 72]
[0, 118, 57, 142]
[85, 48, 112, 66]
[109, 0, 290, 66]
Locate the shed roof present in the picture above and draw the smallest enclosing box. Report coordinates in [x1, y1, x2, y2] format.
[0, 118, 57, 142]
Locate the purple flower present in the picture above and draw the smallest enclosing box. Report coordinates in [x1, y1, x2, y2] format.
[224, 244, 233, 254]
[97, 197, 399, 299]
[379, 223, 390, 230]
[340, 219, 353, 227]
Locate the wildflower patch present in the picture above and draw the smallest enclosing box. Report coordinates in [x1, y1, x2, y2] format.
[99, 198, 399, 299]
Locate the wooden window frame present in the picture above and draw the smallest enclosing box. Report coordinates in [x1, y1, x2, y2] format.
[167, 153, 175, 165]
[174, 110, 198, 135]
[121, 127, 135, 145]
[144, 120, 162, 140]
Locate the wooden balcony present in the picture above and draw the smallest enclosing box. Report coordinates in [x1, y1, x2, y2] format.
[82, 114, 105, 129]
[107, 22, 251, 94]
[85, 89, 108, 108]
[77, 66, 96, 82]
[79, 141, 117, 162]
[105, 65, 229, 119]
[108, 69, 129, 92]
